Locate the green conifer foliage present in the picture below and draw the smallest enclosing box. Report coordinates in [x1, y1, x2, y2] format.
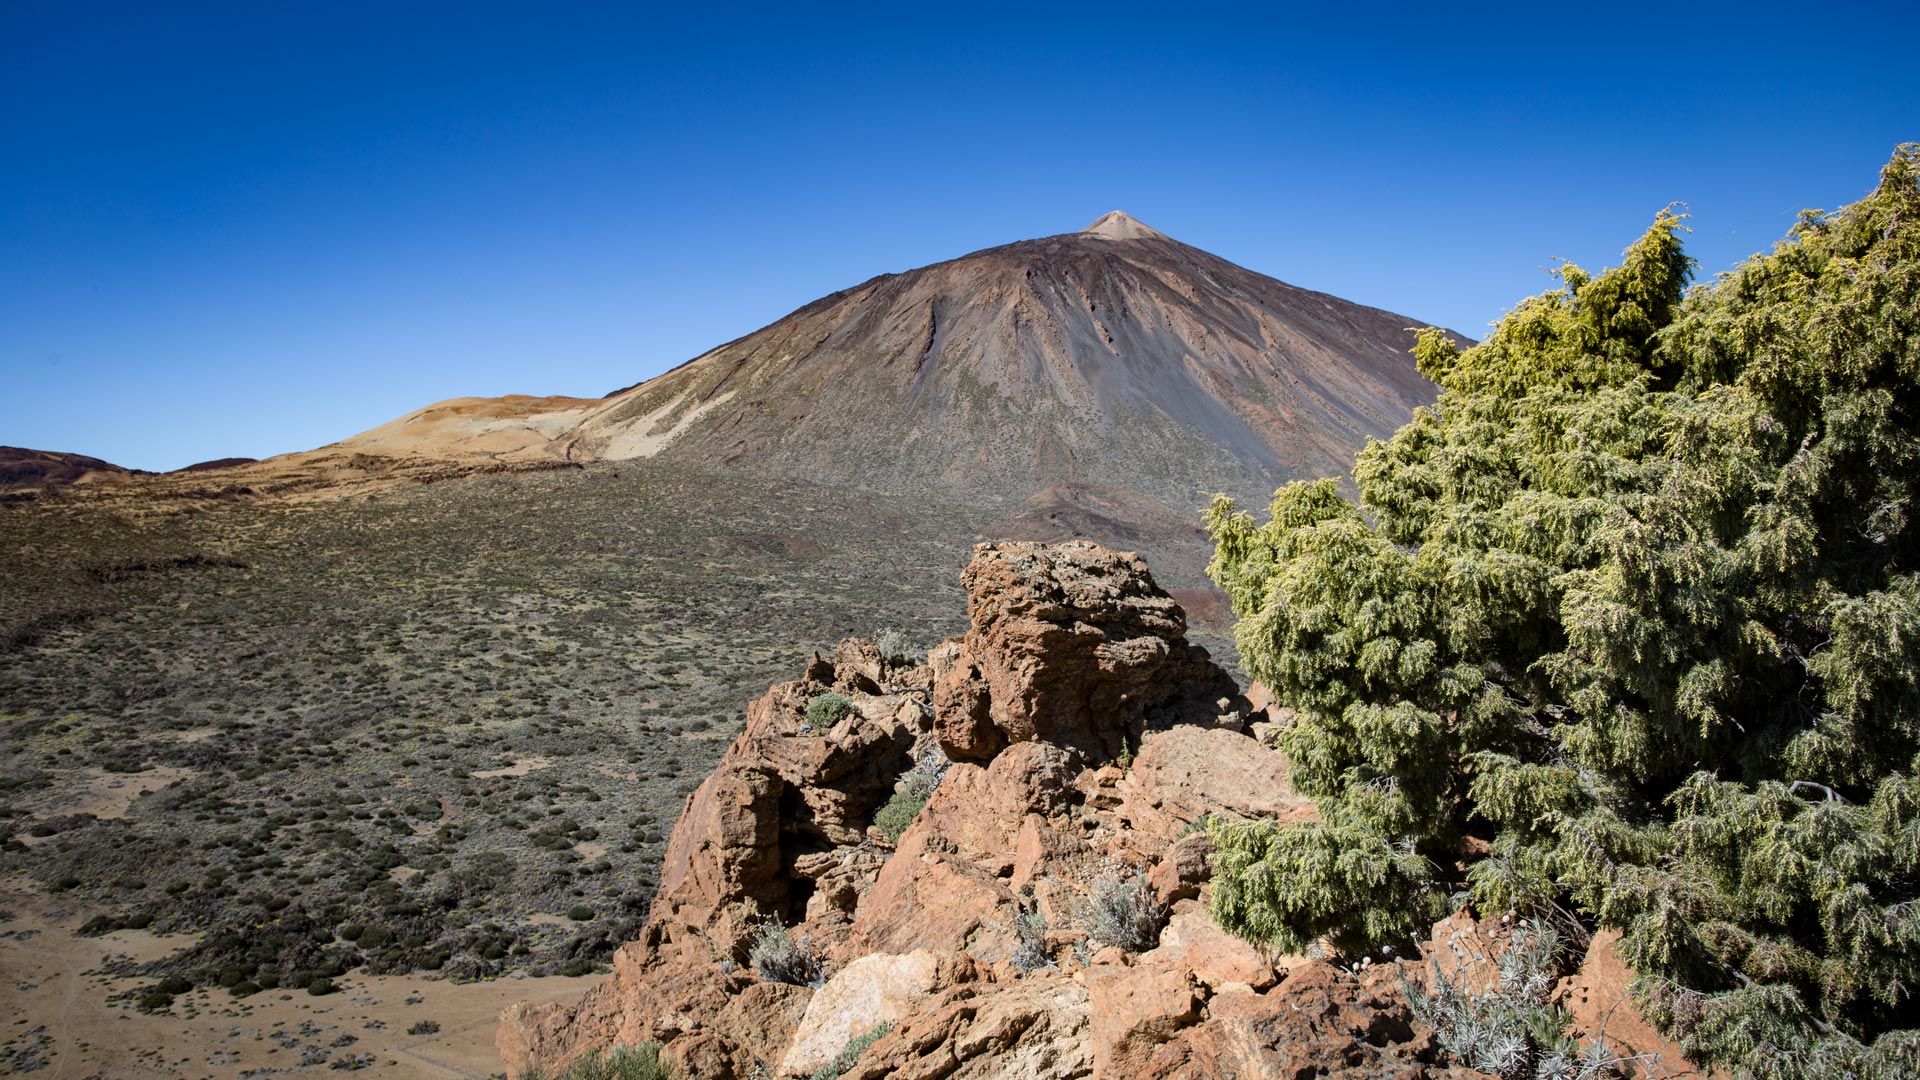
[1206, 147, 1920, 1078]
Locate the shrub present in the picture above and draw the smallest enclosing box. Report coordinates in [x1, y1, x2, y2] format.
[1009, 910, 1052, 974]
[803, 693, 852, 729]
[567, 904, 595, 921]
[407, 1020, 441, 1036]
[875, 628, 918, 663]
[1400, 920, 1614, 1080]
[810, 1023, 892, 1080]
[871, 770, 938, 842]
[77, 915, 123, 935]
[306, 976, 337, 996]
[1085, 866, 1165, 953]
[1205, 147, 1920, 1076]
[748, 919, 823, 987]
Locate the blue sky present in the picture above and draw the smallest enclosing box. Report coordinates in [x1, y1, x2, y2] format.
[3, 2, 1915, 470]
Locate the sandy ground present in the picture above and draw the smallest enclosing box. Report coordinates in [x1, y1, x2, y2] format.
[0, 881, 591, 1079]
[596, 392, 734, 460]
[22, 767, 198, 824]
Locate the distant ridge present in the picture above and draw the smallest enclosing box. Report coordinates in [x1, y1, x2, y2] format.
[0, 446, 136, 490]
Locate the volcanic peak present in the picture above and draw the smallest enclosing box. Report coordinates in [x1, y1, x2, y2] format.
[1081, 209, 1170, 241]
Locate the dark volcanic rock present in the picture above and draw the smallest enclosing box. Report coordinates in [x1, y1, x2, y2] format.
[172, 456, 258, 473]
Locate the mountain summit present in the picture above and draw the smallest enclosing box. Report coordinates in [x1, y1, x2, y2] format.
[280, 215, 1451, 511]
[1081, 210, 1170, 241]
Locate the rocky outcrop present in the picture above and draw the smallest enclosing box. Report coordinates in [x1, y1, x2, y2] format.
[499, 640, 934, 1076]
[501, 540, 1702, 1080]
[933, 541, 1242, 764]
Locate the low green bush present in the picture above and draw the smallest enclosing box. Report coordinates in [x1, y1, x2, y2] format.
[871, 772, 937, 842]
[803, 693, 852, 728]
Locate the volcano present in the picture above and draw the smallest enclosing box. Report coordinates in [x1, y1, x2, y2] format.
[236, 212, 1453, 512]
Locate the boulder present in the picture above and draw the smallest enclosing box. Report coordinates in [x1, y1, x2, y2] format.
[1139, 908, 1277, 992]
[1012, 813, 1088, 891]
[497, 943, 746, 1076]
[775, 949, 981, 1076]
[648, 756, 786, 957]
[1116, 725, 1313, 844]
[914, 741, 1079, 866]
[933, 541, 1241, 765]
[846, 739, 1085, 962]
[840, 974, 1095, 1080]
[1160, 960, 1429, 1080]
[1146, 832, 1212, 908]
[1085, 961, 1203, 1077]
[710, 982, 811, 1076]
[843, 827, 1017, 960]
[1554, 929, 1722, 1080]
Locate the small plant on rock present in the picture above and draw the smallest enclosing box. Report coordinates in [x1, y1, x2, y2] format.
[803, 693, 852, 729]
[1009, 909, 1052, 974]
[875, 628, 918, 663]
[810, 1022, 892, 1080]
[872, 753, 947, 841]
[1402, 920, 1627, 1080]
[748, 919, 824, 987]
[1085, 865, 1165, 953]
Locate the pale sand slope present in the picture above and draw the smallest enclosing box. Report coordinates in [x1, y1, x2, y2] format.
[0, 882, 591, 1079]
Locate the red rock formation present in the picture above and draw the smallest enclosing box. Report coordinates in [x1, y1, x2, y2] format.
[933, 540, 1242, 764]
[500, 541, 1705, 1080]
[500, 641, 932, 1076]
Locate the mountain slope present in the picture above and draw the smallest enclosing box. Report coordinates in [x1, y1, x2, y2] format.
[173, 213, 1448, 512]
[564, 212, 1443, 507]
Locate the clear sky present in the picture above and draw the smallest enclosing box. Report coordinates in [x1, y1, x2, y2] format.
[3, 2, 1914, 471]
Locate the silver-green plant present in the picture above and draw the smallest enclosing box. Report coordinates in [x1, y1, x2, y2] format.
[1085, 865, 1165, 953]
[748, 919, 824, 988]
[1402, 920, 1634, 1080]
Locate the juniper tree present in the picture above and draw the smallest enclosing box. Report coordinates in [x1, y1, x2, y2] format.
[1206, 147, 1920, 1078]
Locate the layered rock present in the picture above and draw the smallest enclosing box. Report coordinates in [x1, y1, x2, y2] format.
[500, 540, 1701, 1080]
